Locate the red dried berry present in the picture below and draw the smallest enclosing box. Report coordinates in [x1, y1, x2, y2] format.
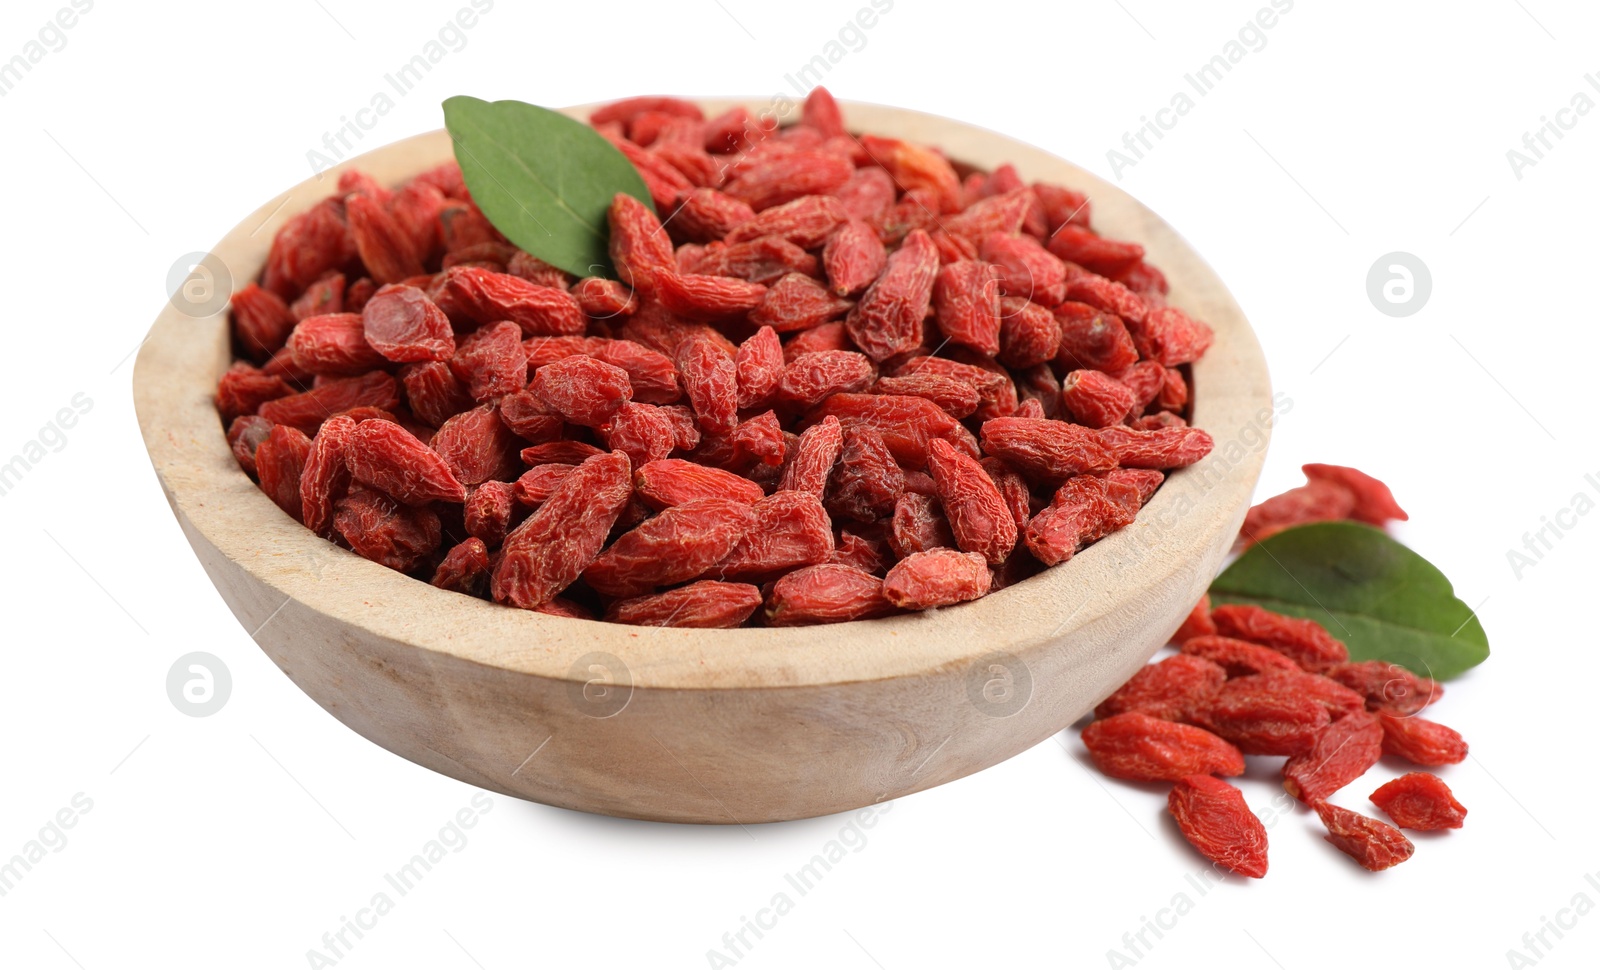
[846, 228, 939, 362]
[723, 150, 854, 211]
[654, 271, 768, 319]
[287, 313, 388, 377]
[634, 458, 765, 509]
[346, 192, 424, 285]
[435, 266, 586, 336]
[714, 490, 835, 580]
[778, 351, 877, 408]
[257, 372, 400, 436]
[1194, 677, 1333, 756]
[1210, 604, 1349, 673]
[334, 486, 442, 572]
[362, 284, 455, 363]
[1377, 714, 1468, 766]
[1301, 463, 1409, 525]
[1370, 772, 1467, 830]
[1283, 711, 1384, 803]
[571, 277, 638, 319]
[1324, 660, 1441, 716]
[1132, 305, 1214, 366]
[779, 415, 844, 496]
[881, 548, 991, 610]
[980, 232, 1069, 306]
[343, 419, 467, 505]
[464, 480, 518, 546]
[1059, 369, 1137, 428]
[1045, 224, 1144, 276]
[811, 393, 968, 468]
[605, 581, 763, 628]
[765, 563, 895, 625]
[432, 404, 522, 486]
[1054, 302, 1140, 373]
[232, 283, 297, 361]
[927, 438, 1018, 565]
[1084, 714, 1245, 782]
[608, 193, 676, 295]
[1239, 480, 1357, 545]
[450, 321, 528, 403]
[1315, 801, 1415, 871]
[980, 417, 1118, 481]
[726, 194, 848, 248]
[996, 297, 1060, 370]
[1167, 775, 1269, 878]
[228, 415, 274, 477]
[823, 219, 888, 297]
[492, 451, 633, 608]
[431, 538, 491, 595]
[1094, 654, 1228, 721]
[585, 498, 759, 597]
[670, 188, 757, 243]
[1180, 635, 1302, 678]
[933, 259, 1002, 357]
[299, 414, 357, 536]
[256, 425, 313, 522]
[530, 353, 634, 427]
[733, 326, 784, 411]
[1095, 425, 1214, 470]
[402, 361, 475, 428]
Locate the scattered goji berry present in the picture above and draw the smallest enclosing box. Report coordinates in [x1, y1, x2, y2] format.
[1210, 604, 1349, 673]
[1166, 775, 1269, 878]
[1369, 772, 1467, 830]
[1085, 714, 1245, 782]
[1283, 711, 1384, 803]
[1315, 801, 1415, 871]
[1376, 714, 1468, 766]
[1094, 654, 1227, 721]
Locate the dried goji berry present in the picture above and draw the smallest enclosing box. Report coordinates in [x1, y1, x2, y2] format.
[887, 491, 955, 559]
[287, 313, 388, 377]
[1301, 463, 1409, 525]
[1054, 301, 1139, 373]
[1315, 801, 1414, 871]
[1194, 677, 1332, 756]
[1369, 772, 1467, 830]
[1324, 660, 1441, 716]
[432, 404, 522, 485]
[996, 297, 1059, 370]
[571, 277, 638, 319]
[726, 194, 848, 247]
[257, 371, 400, 436]
[228, 415, 274, 477]
[881, 548, 991, 610]
[980, 417, 1118, 482]
[261, 198, 354, 301]
[765, 563, 895, 625]
[1094, 654, 1227, 721]
[513, 464, 574, 505]
[431, 537, 491, 595]
[464, 480, 518, 546]
[1059, 369, 1137, 428]
[723, 150, 854, 211]
[846, 228, 939, 362]
[585, 498, 759, 597]
[980, 232, 1069, 306]
[1209, 604, 1349, 673]
[635, 457, 765, 509]
[362, 284, 454, 363]
[435, 265, 586, 337]
[1132, 305, 1213, 366]
[943, 188, 1033, 246]
[778, 351, 876, 408]
[605, 581, 763, 628]
[670, 187, 757, 243]
[779, 415, 843, 496]
[654, 271, 768, 319]
[1045, 224, 1144, 276]
[215, 363, 291, 424]
[933, 259, 1002, 357]
[1238, 480, 1357, 545]
[608, 192, 675, 295]
[1096, 425, 1214, 470]
[256, 425, 313, 522]
[1283, 711, 1384, 803]
[530, 353, 633, 427]
[829, 165, 897, 221]
[334, 486, 442, 572]
[402, 361, 475, 428]
[299, 414, 356, 536]
[714, 490, 834, 580]
[1180, 635, 1302, 678]
[1084, 714, 1244, 782]
[343, 419, 467, 505]
[1167, 775, 1268, 878]
[231, 283, 297, 361]
[492, 451, 633, 608]
[1376, 714, 1468, 766]
[450, 321, 528, 402]
[811, 392, 967, 468]
[857, 135, 963, 213]
[927, 438, 1017, 565]
[346, 192, 424, 285]
[823, 219, 888, 297]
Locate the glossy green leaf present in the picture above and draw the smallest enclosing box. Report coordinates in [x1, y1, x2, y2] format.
[1210, 521, 1489, 679]
[441, 96, 653, 278]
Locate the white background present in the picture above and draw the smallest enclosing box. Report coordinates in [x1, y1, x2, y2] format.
[1, 0, 1596, 967]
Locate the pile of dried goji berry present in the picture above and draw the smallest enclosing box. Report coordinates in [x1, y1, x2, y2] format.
[215, 88, 1217, 626]
[1084, 591, 1468, 874]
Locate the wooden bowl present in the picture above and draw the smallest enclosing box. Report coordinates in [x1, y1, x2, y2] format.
[133, 100, 1271, 823]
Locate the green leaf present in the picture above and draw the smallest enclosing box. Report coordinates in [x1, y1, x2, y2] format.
[441, 96, 654, 278]
[1209, 521, 1489, 680]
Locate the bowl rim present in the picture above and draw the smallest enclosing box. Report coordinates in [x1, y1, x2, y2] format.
[133, 98, 1273, 693]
